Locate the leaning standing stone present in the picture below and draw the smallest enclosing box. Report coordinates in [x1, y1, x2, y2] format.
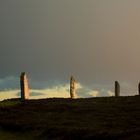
[70, 76, 76, 99]
[20, 72, 29, 101]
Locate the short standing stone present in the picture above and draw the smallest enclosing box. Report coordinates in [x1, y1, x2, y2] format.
[20, 72, 29, 101]
[138, 83, 140, 95]
[70, 76, 76, 99]
[115, 81, 120, 97]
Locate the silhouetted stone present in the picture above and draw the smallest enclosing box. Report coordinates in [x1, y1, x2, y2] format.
[70, 76, 76, 99]
[20, 72, 29, 101]
[115, 81, 120, 97]
[138, 83, 140, 95]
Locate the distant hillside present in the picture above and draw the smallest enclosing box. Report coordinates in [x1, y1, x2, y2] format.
[0, 96, 140, 140]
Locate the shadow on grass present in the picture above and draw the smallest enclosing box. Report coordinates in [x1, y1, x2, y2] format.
[0, 96, 140, 139]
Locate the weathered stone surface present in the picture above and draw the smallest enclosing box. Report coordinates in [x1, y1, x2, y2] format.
[70, 76, 76, 99]
[115, 81, 120, 97]
[20, 72, 29, 100]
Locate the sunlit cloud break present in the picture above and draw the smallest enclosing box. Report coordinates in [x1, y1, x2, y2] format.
[0, 83, 82, 100]
[88, 90, 99, 97]
[0, 82, 116, 101]
[107, 90, 114, 96]
[0, 89, 20, 100]
[0, 76, 137, 100]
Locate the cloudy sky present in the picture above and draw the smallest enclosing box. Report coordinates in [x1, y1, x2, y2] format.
[1, 0, 140, 100]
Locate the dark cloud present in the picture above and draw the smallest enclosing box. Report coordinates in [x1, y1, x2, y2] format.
[0, 0, 140, 95]
[0, 77, 19, 90]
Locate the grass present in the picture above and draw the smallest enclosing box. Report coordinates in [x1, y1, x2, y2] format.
[0, 96, 140, 139]
[0, 98, 20, 106]
[0, 129, 36, 140]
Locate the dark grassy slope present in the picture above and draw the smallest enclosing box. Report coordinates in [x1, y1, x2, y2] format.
[0, 96, 140, 140]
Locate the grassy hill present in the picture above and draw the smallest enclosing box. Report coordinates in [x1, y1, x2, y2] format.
[0, 96, 140, 140]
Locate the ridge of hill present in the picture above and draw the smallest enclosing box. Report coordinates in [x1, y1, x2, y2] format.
[0, 96, 140, 140]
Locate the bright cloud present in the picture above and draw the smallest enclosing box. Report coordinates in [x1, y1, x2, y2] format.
[107, 90, 114, 96]
[88, 90, 99, 97]
[29, 83, 82, 99]
[0, 89, 20, 100]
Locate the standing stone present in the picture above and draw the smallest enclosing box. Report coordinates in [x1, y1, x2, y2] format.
[20, 72, 29, 101]
[70, 76, 76, 99]
[138, 83, 140, 95]
[115, 81, 120, 97]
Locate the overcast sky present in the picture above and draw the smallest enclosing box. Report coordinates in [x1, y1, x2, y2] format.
[1, 0, 140, 98]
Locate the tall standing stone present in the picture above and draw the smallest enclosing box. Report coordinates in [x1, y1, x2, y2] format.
[138, 83, 140, 95]
[70, 76, 76, 99]
[115, 81, 120, 97]
[20, 72, 29, 101]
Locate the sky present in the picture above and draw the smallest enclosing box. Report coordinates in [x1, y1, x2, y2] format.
[1, 0, 140, 100]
